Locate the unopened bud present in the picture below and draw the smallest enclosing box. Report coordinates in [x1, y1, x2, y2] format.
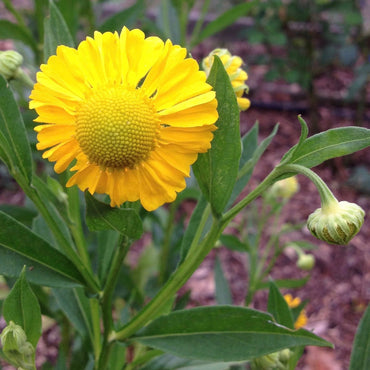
[0, 321, 35, 370]
[307, 200, 365, 245]
[269, 176, 299, 199]
[297, 253, 315, 271]
[251, 351, 285, 370]
[0, 50, 23, 81]
[202, 48, 250, 111]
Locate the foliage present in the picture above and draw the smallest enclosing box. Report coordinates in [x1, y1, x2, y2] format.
[0, 1, 369, 369]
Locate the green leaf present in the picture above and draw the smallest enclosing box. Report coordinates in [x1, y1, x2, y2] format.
[0, 20, 38, 53]
[179, 196, 209, 263]
[85, 193, 143, 239]
[0, 75, 33, 184]
[192, 1, 256, 46]
[3, 267, 42, 347]
[0, 211, 85, 287]
[349, 304, 370, 370]
[214, 256, 232, 305]
[134, 306, 332, 362]
[219, 233, 247, 253]
[0, 204, 37, 227]
[267, 281, 294, 329]
[193, 56, 241, 217]
[256, 276, 310, 290]
[43, 0, 75, 61]
[280, 116, 309, 165]
[141, 353, 233, 370]
[99, 0, 144, 32]
[286, 127, 370, 168]
[228, 123, 278, 208]
[52, 287, 94, 344]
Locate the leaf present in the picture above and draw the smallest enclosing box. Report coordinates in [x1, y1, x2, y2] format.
[280, 116, 309, 165]
[286, 127, 370, 168]
[179, 196, 209, 263]
[3, 267, 42, 347]
[99, 0, 144, 32]
[140, 353, 233, 370]
[267, 281, 294, 329]
[0, 20, 38, 53]
[52, 287, 94, 344]
[0, 204, 37, 227]
[85, 193, 143, 239]
[214, 256, 232, 305]
[228, 123, 279, 208]
[219, 233, 247, 253]
[43, 0, 75, 61]
[192, 1, 256, 46]
[0, 211, 85, 287]
[193, 56, 241, 217]
[134, 306, 332, 362]
[349, 304, 370, 370]
[256, 276, 310, 290]
[0, 75, 33, 184]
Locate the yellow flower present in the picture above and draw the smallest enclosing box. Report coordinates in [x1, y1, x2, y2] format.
[284, 294, 307, 329]
[30, 27, 218, 211]
[202, 48, 250, 111]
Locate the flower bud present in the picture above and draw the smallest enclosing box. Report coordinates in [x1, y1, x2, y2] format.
[0, 50, 24, 81]
[202, 48, 250, 111]
[307, 200, 365, 245]
[269, 176, 299, 199]
[0, 321, 35, 370]
[296, 253, 315, 271]
[251, 351, 285, 370]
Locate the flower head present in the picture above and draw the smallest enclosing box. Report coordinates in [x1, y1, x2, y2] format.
[202, 48, 250, 110]
[307, 200, 365, 245]
[284, 294, 307, 329]
[30, 27, 218, 210]
[296, 253, 315, 271]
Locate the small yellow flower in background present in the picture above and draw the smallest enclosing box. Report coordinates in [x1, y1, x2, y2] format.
[202, 48, 250, 111]
[30, 27, 218, 211]
[284, 294, 307, 329]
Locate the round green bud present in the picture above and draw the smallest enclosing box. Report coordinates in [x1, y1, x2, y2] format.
[307, 201, 365, 245]
[269, 176, 299, 200]
[297, 253, 315, 270]
[251, 351, 286, 370]
[0, 50, 24, 81]
[0, 321, 35, 370]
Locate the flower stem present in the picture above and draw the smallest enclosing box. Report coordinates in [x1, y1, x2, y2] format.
[111, 217, 223, 342]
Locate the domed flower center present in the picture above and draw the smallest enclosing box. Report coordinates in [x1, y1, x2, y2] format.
[76, 87, 159, 169]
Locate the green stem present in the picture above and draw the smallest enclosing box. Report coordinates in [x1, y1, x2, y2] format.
[189, 0, 211, 48]
[276, 164, 337, 207]
[99, 236, 131, 369]
[66, 186, 91, 268]
[159, 202, 177, 284]
[90, 298, 102, 364]
[111, 217, 222, 341]
[2, 0, 27, 29]
[16, 174, 99, 293]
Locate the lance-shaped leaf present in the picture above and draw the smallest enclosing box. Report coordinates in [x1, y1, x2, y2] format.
[193, 56, 241, 217]
[3, 267, 42, 347]
[85, 192, 143, 239]
[0, 211, 85, 287]
[349, 304, 370, 370]
[134, 306, 332, 362]
[44, 0, 75, 61]
[0, 75, 33, 184]
[286, 126, 370, 168]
